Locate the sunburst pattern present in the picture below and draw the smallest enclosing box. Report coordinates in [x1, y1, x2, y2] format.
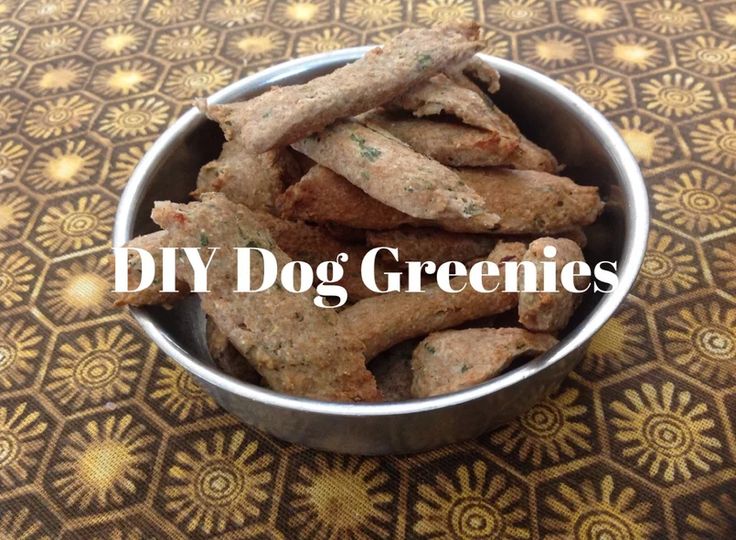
[615, 114, 674, 167]
[18, 0, 76, 22]
[0, 318, 42, 391]
[81, 0, 137, 24]
[559, 0, 623, 31]
[107, 143, 150, 191]
[633, 0, 701, 35]
[542, 474, 659, 538]
[295, 27, 360, 56]
[21, 24, 83, 59]
[98, 97, 170, 138]
[675, 35, 736, 77]
[0, 188, 32, 242]
[0, 24, 20, 54]
[86, 24, 147, 58]
[0, 58, 24, 88]
[558, 68, 628, 112]
[45, 325, 141, 409]
[652, 169, 736, 234]
[486, 0, 550, 31]
[344, 0, 402, 28]
[27, 139, 101, 191]
[149, 361, 218, 421]
[48, 413, 156, 510]
[0, 401, 48, 488]
[144, 0, 200, 25]
[25, 57, 89, 95]
[709, 241, 736, 293]
[687, 116, 736, 170]
[161, 429, 273, 534]
[490, 386, 592, 467]
[206, 0, 265, 26]
[609, 381, 722, 483]
[0, 140, 28, 181]
[22, 95, 95, 139]
[33, 193, 115, 254]
[163, 60, 232, 99]
[154, 24, 216, 60]
[39, 254, 113, 323]
[582, 307, 650, 377]
[416, 0, 475, 25]
[271, 0, 329, 27]
[635, 229, 699, 299]
[595, 33, 666, 73]
[413, 459, 529, 539]
[226, 27, 287, 62]
[90, 59, 158, 97]
[0, 249, 36, 309]
[520, 30, 587, 68]
[0, 503, 52, 540]
[663, 301, 736, 388]
[640, 73, 715, 118]
[0, 95, 24, 134]
[679, 488, 736, 540]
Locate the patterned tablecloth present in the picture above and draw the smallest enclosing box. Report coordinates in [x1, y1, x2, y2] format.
[1, 0, 735, 538]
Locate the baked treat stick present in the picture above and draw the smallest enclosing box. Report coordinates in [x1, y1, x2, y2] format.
[519, 237, 588, 332]
[278, 166, 603, 235]
[506, 135, 559, 173]
[192, 140, 299, 212]
[366, 228, 496, 265]
[113, 230, 189, 307]
[292, 120, 497, 223]
[391, 73, 520, 144]
[411, 328, 558, 397]
[202, 24, 482, 153]
[205, 316, 261, 385]
[151, 193, 379, 402]
[340, 242, 526, 360]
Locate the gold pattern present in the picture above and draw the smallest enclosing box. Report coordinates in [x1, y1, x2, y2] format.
[145, 0, 200, 25]
[0, 318, 42, 391]
[271, 0, 329, 27]
[26, 57, 89, 95]
[414, 460, 529, 539]
[91, 59, 158, 97]
[633, 0, 701, 35]
[154, 24, 216, 60]
[0, 95, 24, 133]
[640, 73, 715, 119]
[583, 307, 649, 376]
[682, 491, 736, 539]
[636, 229, 698, 299]
[486, 0, 549, 31]
[226, 27, 287, 62]
[99, 97, 170, 138]
[206, 0, 265, 26]
[34, 194, 115, 254]
[557, 68, 627, 112]
[610, 381, 722, 483]
[615, 114, 674, 167]
[21, 24, 84, 59]
[0, 401, 48, 488]
[595, 33, 665, 73]
[164, 60, 233, 99]
[81, 0, 137, 24]
[0, 58, 24, 88]
[688, 117, 736, 170]
[0, 24, 20, 53]
[87, 24, 147, 58]
[0, 249, 36, 309]
[0, 504, 51, 540]
[0, 140, 28, 181]
[559, 0, 622, 31]
[344, 0, 402, 28]
[49, 413, 155, 510]
[23, 95, 95, 139]
[108, 143, 150, 191]
[27, 139, 101, 191]
[676, 36, 736, 77]
[296, 27, 359, 56]
[710, 241, 736, 292]
[520, 30, 587, 68]
[0, 188, 31, 241]
[150, 361, 219, 421]
[416, 0, 475, 25]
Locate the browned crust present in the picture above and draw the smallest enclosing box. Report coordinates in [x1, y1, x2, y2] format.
[340, 242, 526, 360]
[292, 120, 497, 223]
[202, 24, 482, 153]
[366, 228, 496, 265]
[206, 316, 262, 384]
[506, 135, 559, 173]
[113, 230, 190, 308]
[518, 237, 588, 333]
[278, 166, 603, 235]
[151, 193, 379, 402]
[411, 328, 558, 397]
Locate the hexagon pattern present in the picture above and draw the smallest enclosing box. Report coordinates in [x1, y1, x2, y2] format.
[0, 0, 735, 538]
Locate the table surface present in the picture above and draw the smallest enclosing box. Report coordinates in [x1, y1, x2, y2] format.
[1, 0, 735, 538]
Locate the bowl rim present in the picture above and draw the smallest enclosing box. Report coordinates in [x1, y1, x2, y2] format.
[114, 47, 648, 417]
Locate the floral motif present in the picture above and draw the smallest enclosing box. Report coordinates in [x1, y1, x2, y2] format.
[558, 0, 623, 31]
[0, 140, 28, 181]
[0, 318, 42, 391]
[27, 139, 101, 191]
[206, 0, 265, 26]
[640, 73, 715, 118]
[710, 241, 736, 293]
[688, 117, 736, 170]
[663, 301, 736, 388]
[144, 0, 200, 25]
[0, 249, 36, 309]
[557, 68, 627, 112]
[91, 59, 158, 97]
[635, 229, 698, 299]
[18, 0, 75, 22]
[284, 454, 395, 539]
[45, 325, 141, 409]
[0, 58, 24, 88]
[22, 95, 95, 139]
[615, 114, 674, 167]
[416, 0, 475, 25]
[610, 381, 722, 483]
[108, 143, 150, 191]
[271, 0, 329, 27]
[21, 25, 83, 59]
[542, 474, 659, 538]
[344, 0, 402, 28]
[296, 28, 359, 56]
[0, 401, 48, 488]
[480, 29, 510, 58]
[681, 489, 736, 540]
[99, 97, 170, 138]
[675, 35, 736, 77]
[226, 27, 287, 62]
[0, 503, 52, 540]
[162, 429, 273, 534]
[163, 60, 232, 99]
[710, 5, 736, 36]
[486, 0, 549, 30]
[48, 413, 156, 510]
[652, 169, 736, 234]
[87, 24, 147, 58]
[154, 24, 216, 60]
[0, 95, 23, 134]
[490, 386, 592, 467]
[149, 361, 218, 421]
[0, 24, 19, 53]
[520, 31, 587, 68]
[81, 0, 137, 24]
[26, 58, 89, 95]
[0, 188, 31, 242]
[633, 0, 701, 35]
[413, 460, 529, 539]
[39, 254, 113, 323]
[34, 194, 115, 255]
[594, 33, 665, 73]
[582, 307, 650, 377]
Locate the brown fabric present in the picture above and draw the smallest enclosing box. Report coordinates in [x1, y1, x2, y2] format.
[0, 1, 735, 538]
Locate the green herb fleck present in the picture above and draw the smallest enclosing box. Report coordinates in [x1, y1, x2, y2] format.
[425, 344, 436, 354]
[262, 110, 271, 118]
[350, 133, 382, 162]
[463, 203, 483, 216]
[199, 230, 209, 246]
[460, 364, 470, 373]
[417, 53, 432, 70]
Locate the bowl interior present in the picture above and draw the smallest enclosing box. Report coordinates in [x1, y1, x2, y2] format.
[120, 51, 637, 405]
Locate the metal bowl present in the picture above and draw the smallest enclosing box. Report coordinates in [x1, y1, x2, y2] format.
[113, 48, 648, 455]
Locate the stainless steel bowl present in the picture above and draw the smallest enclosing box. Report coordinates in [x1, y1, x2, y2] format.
[113, 48, 648, 455]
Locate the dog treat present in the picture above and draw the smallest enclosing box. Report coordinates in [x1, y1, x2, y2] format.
[519, 237, 588, 333]
[201, 24, 482, 153]
[391, 73, 520, 146]
[460, 56, 501, 94]
[113, 230, 190, 308]
[363, 111, 519, 168]
[340, 242, 526, 360]
[151, 193, 379, 402]
[206, 316, 261, 384]
[506, 135, 559, 173]
[279, 166, 603, 235]
[292, 120, 497, 223]
[411, 328, 558, 397]
[366, 228, 496, 265]
[192, 140, 299, 211]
